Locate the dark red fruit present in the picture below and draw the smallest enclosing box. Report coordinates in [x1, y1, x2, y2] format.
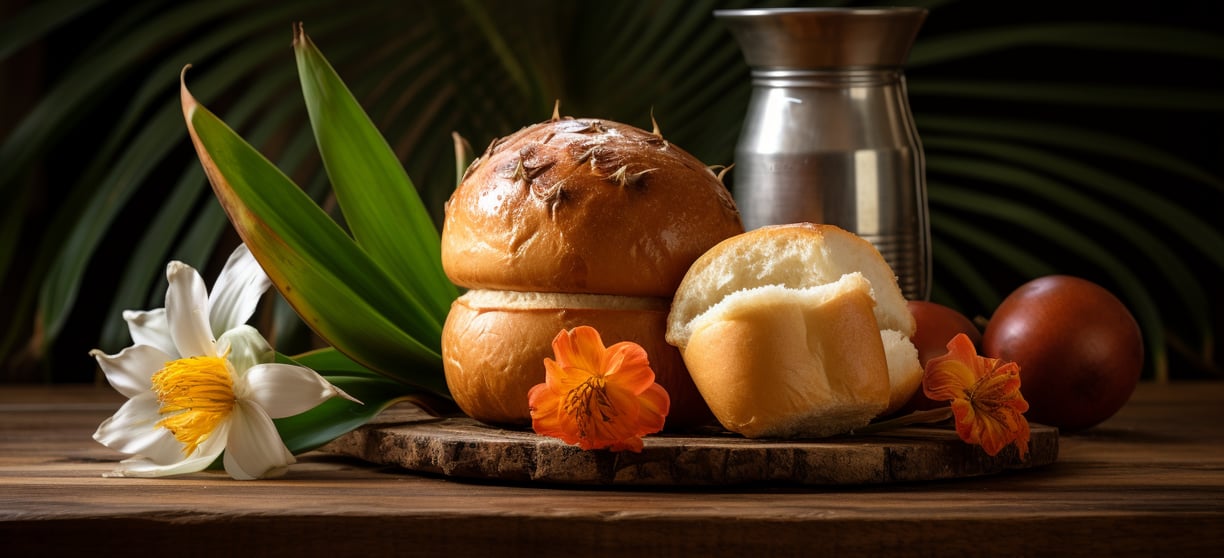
[900, 300, 982, 412]
[981, 275, 1143, 431]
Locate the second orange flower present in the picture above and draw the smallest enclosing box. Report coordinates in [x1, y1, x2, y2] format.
[924, 333, 1031, 459]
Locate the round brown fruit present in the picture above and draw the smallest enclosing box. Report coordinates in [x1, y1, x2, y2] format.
[981, 275, 1143, 431]
[908, 300, 983, 366]
[898, 300, 983, 412]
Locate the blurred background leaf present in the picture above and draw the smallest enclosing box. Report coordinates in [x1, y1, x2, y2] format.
[1, 0, 1220, 384]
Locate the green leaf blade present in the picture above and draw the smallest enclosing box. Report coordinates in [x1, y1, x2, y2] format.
[179, 71, 449, 398]
[274, 349, 418, 454]
[292, 25, 458, 322]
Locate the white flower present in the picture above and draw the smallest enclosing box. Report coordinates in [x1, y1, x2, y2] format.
[90, 244, 358, 480]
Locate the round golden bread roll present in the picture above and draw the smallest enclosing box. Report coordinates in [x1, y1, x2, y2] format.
[441, 290, 713, 429]
[665, 223, 922, 438]
[440, 114, 744, 429]
[442, 117, 743, 297]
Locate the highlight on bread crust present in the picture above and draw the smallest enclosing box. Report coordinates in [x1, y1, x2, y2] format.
[666, 223, 922, 438]
[439, 115, 744, 429]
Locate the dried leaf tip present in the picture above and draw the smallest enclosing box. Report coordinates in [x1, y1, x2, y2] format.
[551, 100, 562, 122]
[610, 166, 654, 188]
[179, 64, 197, 117]
[511, 158, 529, 183]
[715, 163, 734, 183]
[649, 108, 662, 138]
[453, 131, 476, 185]
[292, 22, 305, 47]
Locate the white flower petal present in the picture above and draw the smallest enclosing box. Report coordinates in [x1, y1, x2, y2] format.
[242, 363, 358, 418]
[123, 308, 176, 358]
[165, 260, 217, 357]
[194, 418, 232, 458]
[93, 392, 185, 464]
[106, 453, 220, 478]
[208, 244, 271, 336]
[222, 401, 294, 480]
[90, 345, 173, 399]
[219, 325, 274, 376]
[105, 419, 229, 478]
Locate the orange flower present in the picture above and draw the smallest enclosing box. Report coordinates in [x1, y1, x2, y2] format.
[923, 333, 1031, 459]
[528, 326, 670, 452]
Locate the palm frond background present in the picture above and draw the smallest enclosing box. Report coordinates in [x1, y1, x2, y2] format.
[2, 0, 1221, 383]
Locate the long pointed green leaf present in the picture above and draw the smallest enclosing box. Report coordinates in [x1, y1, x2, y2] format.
[180, 70, 449, 398]
[274, 349, 418, 454]
[274, 373, 411, 455]
[292, 25, 457, 322]
[99, 75, 307, 351]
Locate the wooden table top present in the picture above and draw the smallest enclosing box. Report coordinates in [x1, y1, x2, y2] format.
[2, 381, 1221, 557]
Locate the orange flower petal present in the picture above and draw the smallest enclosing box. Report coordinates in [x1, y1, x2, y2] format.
[923, 334, 980, 401]
[968, 401, 1030, 458]
[950, 398, 977, 443]
[602, 341, 655, 394]
[919, 332, 1031, 459]
[924, 359, 977, 402]
[556, 326, 607, 375]
[528, 326, 671, 452]
[580, 383, 641, 449]
[527, 382, 567, 440]
[543, 358, 592, 395]
[973, 365, 1030, 414]
[635, 383, 670, 434]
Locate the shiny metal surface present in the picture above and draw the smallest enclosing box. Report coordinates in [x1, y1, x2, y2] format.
[717, 8, 931, 301]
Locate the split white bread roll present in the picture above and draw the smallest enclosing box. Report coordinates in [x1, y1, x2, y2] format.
[666, 223, 922, 438]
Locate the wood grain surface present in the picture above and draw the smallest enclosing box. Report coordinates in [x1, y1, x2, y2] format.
[324, 407, 1058, 486]
[2, 382, 1221, 557]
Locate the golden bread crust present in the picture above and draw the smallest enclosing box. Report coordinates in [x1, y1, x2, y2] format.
[441, 118, 743, 297]
[441, 290, 716, 430]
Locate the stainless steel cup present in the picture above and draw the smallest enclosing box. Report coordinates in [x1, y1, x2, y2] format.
[716, 7, 931, 301]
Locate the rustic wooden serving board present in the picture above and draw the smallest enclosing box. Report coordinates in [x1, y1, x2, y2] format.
[323, 403, 1058, 486]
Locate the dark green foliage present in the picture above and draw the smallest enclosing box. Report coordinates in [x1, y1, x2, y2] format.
[1, 0, 1220, 382]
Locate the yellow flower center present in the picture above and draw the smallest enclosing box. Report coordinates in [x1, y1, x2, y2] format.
[151, 355, 236, 456]
[563, 376, 618, 438]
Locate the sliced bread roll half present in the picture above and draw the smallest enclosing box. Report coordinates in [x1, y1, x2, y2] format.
[666, 223, 922, 438]
[441, 290, 715, 429]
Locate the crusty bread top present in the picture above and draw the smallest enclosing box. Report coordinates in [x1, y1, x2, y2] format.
[441, 117, 744, 297]
[666, 223, 915, 350]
